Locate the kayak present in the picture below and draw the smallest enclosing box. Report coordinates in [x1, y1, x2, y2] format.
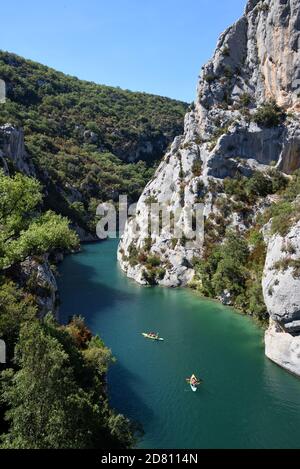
[186, 374, 202, 391]
[142, 333, 164, 341]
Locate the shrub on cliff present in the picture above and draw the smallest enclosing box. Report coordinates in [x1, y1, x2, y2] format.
[245, 171, 273, 197]
[253, 101, 285, 128]
[262, 170, 300, 236]
[192, 159, 203, 177]
[223, 170, 287, 204]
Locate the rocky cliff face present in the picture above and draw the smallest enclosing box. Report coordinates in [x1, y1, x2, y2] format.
[0, 124, 36, 176]
[263, 221, 300, 375]
[20, 255, 59, 319]
[118, 0, 300, 375]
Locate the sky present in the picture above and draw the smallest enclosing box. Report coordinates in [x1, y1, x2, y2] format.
[0, 0, 246, 102]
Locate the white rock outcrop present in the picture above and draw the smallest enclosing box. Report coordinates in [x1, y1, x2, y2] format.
[263, 221, 300, 327]
[263, 221, 300, 375]
[265, 320, 300, 376]
[0, 124, 36, 176]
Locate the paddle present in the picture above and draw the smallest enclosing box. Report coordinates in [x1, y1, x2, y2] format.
[186, 378, 203, 385]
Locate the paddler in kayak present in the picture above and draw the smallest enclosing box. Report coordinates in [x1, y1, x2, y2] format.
[186, 374, 201, 386]
[142, 332, 164, 341]
[149, 332, 159, 339]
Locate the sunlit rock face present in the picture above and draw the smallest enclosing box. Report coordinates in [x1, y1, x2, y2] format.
[263, 221, 300, 376]
[265, 320, 300, 376]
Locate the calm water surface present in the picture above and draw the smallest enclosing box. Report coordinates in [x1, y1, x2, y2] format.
[58, 239, 300, 449]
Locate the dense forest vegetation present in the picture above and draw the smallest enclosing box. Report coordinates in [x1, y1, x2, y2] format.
[0, 171, 135, 448]
[0, 51, 187, 232]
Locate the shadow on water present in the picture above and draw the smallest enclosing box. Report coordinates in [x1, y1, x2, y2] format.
[58, 245, 154, 434]
[109, 361, 154, 424]
[58, 250, 136, 321]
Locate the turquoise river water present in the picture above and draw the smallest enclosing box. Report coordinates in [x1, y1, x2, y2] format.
[58, 239, 300, 449]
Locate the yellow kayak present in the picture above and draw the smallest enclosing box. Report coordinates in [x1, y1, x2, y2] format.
[142, 333, 164, 341]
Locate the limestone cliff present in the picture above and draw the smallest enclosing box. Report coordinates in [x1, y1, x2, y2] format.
[263, 221, 300, 375]
[118, 0, 300, 375]
[0, 124, 36, 176]
[20, 255, 59, 319]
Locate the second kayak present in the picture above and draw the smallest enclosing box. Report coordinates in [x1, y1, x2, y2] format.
[186, 374, 202, 392]
[142, 333, 164, 341]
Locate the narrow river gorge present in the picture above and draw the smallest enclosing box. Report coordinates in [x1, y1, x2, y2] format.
[58, 239, 300, 449]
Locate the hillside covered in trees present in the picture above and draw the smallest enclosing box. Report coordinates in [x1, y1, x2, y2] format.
[0, 51, 188, 235]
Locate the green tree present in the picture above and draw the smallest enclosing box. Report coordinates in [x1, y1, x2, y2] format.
[195, 232, 250, 300]
[0, 315, 135, 449]
[253, 101, 285, 127]
[0, 281, 36, 363]
[0, 170, 79, 270]
[211, 232, 249, 297]
[245, 171, 272, 198]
